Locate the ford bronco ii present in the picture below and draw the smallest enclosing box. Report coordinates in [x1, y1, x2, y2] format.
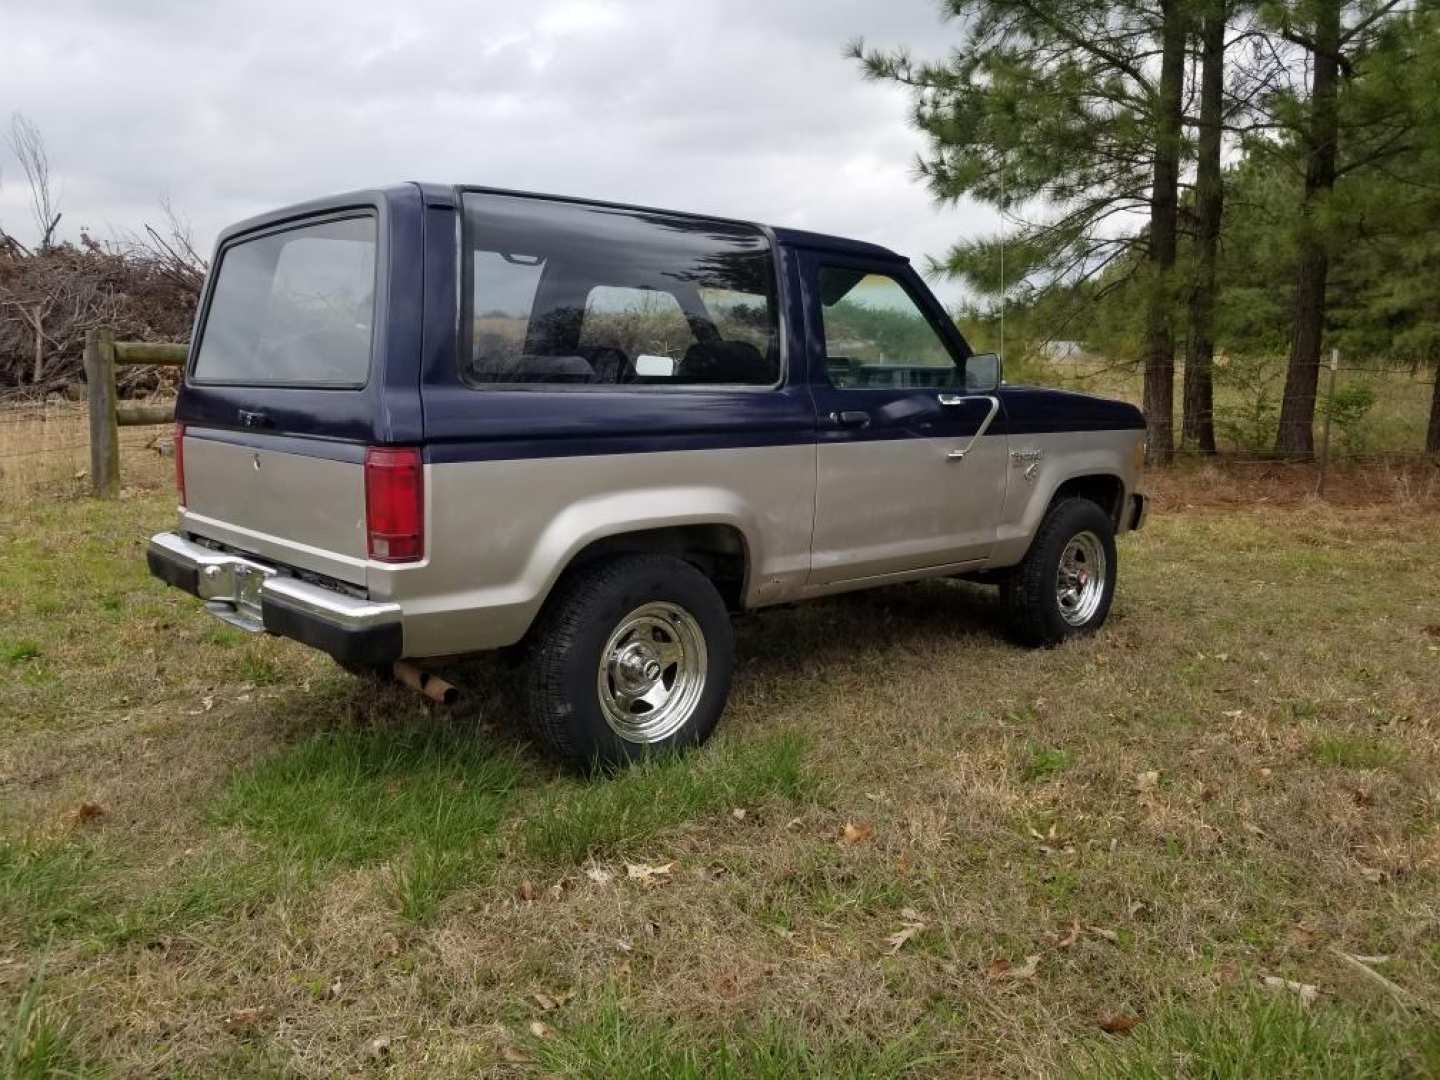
[148, 184, 1147, 765]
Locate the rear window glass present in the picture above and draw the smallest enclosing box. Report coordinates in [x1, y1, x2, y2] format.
[461, 193, 779, 387]
[193, 215, 376, 386]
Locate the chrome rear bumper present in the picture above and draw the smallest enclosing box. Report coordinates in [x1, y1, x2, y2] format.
[146, 532, 403, 664]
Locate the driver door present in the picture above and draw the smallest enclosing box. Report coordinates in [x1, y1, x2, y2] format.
[803, 255, 1008, 585]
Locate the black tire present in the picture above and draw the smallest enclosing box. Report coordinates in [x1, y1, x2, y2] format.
[1001, 498, 1118, 647]
[526, 554, 735, 768]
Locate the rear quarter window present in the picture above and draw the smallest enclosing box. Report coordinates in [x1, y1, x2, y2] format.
[461, 193, 780, 388]
[192, 214, 377, 387]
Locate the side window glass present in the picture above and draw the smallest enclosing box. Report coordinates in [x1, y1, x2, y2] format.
[818, 269, 958, 389]
[462, 193, 781, 388]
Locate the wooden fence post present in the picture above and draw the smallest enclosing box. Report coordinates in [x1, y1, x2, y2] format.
[83, 326, 120, 498]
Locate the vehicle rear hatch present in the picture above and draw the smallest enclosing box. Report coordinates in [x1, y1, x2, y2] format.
[175, 192, 424, 587]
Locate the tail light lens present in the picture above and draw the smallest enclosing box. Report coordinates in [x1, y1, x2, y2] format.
[174, 421, 187, 507]
[364, 446, 424, 562]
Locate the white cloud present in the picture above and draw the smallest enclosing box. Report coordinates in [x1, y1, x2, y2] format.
[0, 0, 998, 303]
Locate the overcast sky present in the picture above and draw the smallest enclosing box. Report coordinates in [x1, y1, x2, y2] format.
[0, 0, 995, 302]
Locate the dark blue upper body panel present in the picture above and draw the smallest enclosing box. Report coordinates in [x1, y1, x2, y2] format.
[177, 182, 1143, 459]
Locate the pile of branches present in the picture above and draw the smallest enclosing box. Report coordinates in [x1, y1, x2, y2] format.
[0, 230, 202, 399]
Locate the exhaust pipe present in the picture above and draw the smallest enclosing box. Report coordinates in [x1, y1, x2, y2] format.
[392, 661, 459, 705]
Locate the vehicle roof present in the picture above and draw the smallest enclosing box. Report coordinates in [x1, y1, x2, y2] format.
[215, 183, 907, 263]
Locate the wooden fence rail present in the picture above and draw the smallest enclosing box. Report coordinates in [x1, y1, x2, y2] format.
[83, 327, 187, 498]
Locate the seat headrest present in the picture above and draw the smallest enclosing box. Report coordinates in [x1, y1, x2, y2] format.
[675, 340, 774, 385]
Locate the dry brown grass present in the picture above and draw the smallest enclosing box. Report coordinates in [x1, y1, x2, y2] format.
[2, 459, 1439, 1076]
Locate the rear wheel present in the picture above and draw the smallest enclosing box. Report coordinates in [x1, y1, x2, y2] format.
[526, 554, 735, 767]
[1001, 498, 1118, 647]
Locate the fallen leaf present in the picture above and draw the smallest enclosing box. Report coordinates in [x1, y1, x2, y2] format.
[1134, 770, 1160, 793]
[500, 1043, 534, 1064]
[222, 1007, 265, 1035]
[1341, 952, 1390, 966]
[532, 992, 557, 1011]
[528, 1020, 553, 1039]
[377, 933, 401, 958]
[899, 907, 924, 922]
[584, 865, 614, 886]
[62, 802, 107, 828]
[1097, 1012, 1141, 1034]
[1359, 865, 1388, 884]
[1127, 900, 1148, 920]
[885, 923, 924, 955]
[368, 1035, 392, 1059]
[1090, 927, 1120, 943]
[625, 862, 674, 887]
[201, 695, 214, 712]
[517, 880, 538, 902]
[840, 821, 875, 845]
[785, 816, 804, 831]
[1223, 709, 1246, 719]
[1261, 975, 1320, 1008]
[731, 807, 747, 821]
[1243, 823, 1267, 838]
[1057, 919, 1082, 949]
[986, 954, 1040, 980]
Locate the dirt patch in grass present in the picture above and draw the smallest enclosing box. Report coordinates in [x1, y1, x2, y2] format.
[2, 486, 1439, 1075]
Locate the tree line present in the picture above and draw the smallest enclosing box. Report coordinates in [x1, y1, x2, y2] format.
[854, 0, 1440, 460]
[0, 115, 202, 397]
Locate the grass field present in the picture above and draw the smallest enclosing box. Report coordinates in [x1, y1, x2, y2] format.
[3, 454, 1440, 1077]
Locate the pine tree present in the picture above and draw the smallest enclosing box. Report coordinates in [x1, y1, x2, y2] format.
[852, 0, 1193, 463]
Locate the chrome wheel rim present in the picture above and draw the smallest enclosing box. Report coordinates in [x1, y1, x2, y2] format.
[597, 601, 707, 743]
[1056, 530, 1107, 626]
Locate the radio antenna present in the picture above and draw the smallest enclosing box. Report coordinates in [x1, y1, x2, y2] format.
[998, 157, 1006, 362]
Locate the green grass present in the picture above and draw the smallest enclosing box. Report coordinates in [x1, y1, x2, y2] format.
[1071, 993, 1440, 1079]
[2, 639, 41, 665]
[214, 724, 521, 921]
[528, 995, 941, 1078]
[519, 732, 813, 863]
[0, 839, 108, 946]
[1020, 743, 1074, 782]
[3, 961, 93, 1080]
[1309, 733, 1403, 769]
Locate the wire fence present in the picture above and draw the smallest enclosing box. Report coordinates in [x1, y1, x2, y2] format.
[0, 395, 174, 503]
[1043, 356, 1439, 464]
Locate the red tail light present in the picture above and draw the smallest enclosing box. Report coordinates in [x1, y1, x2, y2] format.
[174, 421, 187, 507]
[364, 446, 424, 562]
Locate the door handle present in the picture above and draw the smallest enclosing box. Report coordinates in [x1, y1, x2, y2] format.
[828, 410, 870, 429]
[937, 393, 965, 406]
[238, 409, 272, 429]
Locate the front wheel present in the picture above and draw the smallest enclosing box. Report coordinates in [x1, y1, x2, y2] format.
[1001, 498, 1118, 647]
[526, 554, 735, 767]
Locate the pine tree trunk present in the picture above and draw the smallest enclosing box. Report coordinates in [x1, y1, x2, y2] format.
[1427, 363, 1440, 454]
[1142, 0, 1189, 466]
[1182, 5, 1225, 455]
[1275, 0, 1341, 457]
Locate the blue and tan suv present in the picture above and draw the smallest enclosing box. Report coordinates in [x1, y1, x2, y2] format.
[148, 183, 1147, 765]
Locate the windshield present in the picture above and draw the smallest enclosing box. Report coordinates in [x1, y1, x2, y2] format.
[192, 215, 376, 386]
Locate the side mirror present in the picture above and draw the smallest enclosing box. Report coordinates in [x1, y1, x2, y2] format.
[964, 352, 1002, 393]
